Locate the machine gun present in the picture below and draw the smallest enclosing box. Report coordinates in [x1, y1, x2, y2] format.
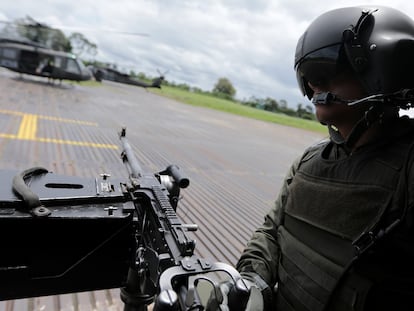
[0, 128, 248, 311]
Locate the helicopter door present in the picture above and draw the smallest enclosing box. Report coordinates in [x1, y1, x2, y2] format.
[20, 50, 40, 73]
[50, 56, 66, 78]
[37, 55, 55, 76]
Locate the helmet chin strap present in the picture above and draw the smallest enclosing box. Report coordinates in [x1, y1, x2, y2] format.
[331, 104, 385, 151]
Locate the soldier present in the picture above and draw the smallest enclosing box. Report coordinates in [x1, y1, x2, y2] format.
[219, 5, 414, 311]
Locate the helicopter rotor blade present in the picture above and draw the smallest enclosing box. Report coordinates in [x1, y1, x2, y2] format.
[51, 25, 149, 37]
[157, 68, 169, 77]
[0, 20, 149, 37]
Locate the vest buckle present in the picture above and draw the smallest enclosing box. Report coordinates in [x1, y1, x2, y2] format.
[352, 230, 381, 257]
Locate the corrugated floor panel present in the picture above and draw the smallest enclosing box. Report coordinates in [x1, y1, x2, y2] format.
[0, 69, 325, 310]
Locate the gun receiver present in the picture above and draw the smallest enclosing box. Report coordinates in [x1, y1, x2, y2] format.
[0, 128, 245, 311]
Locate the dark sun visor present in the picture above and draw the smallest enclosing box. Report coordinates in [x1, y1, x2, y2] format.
[295, 44, 343, 99]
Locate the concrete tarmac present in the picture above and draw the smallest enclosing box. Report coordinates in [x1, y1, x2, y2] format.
[0, 69, 325, 310]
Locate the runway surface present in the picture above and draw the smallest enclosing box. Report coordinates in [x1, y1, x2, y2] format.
[0, 69, 325, 310]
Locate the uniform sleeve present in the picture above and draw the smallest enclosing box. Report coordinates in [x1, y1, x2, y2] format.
[236, 156, 301, 287]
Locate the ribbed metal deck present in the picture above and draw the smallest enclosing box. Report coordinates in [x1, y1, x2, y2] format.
[0, 69, 325, 310]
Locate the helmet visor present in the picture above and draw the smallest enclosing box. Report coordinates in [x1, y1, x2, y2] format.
[295, 44, 343, 99]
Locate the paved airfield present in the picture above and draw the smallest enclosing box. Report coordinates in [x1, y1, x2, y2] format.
[0, 69, 325, 310]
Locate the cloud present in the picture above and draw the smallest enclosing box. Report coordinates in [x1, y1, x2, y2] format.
[2, 1, 414, 107]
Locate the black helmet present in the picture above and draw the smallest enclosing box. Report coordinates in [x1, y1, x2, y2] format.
[295, 6, 414, 100]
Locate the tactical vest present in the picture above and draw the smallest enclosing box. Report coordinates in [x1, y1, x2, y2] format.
[274, 134, 414, 311]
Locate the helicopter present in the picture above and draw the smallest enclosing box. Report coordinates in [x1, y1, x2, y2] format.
[0, 38, 92, 82]
[0, 18, 93, 83]
[0, 18, 160, 86]
[90, 66, 167, 89]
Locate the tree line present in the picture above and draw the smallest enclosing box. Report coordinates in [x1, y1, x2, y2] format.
[139, 74, 315, 121]
[210, 77, 315, 120]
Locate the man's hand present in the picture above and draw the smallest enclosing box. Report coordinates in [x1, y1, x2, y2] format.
[205, 273, 267, 311]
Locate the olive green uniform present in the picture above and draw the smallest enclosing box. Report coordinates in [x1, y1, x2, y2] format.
[237, 117, 414, 311]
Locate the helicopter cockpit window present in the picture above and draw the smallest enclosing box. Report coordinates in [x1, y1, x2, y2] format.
[77, 59, 87, 71]
[65, 58, 81, 74]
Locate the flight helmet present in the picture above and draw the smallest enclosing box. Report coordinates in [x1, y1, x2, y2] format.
[295, 6, 414, 102]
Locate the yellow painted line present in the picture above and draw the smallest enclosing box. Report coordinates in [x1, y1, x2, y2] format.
[0, 133, 17, 139]
[0, 109, 98, 126]
[38, 115, 97, 126]
[0, 110, 115, 149]
[17, 114, 37, 140]
[0, 109, 25, 116]
[0, 134, 117, 149]
[36, 137, 118, 149]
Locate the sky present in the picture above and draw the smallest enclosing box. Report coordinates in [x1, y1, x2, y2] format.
[1, 0, 414, 109]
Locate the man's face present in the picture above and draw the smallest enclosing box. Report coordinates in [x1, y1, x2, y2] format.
[308, 73, 368, 128]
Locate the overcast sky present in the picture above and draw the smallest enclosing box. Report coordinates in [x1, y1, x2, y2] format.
[1, 0, 414, 108]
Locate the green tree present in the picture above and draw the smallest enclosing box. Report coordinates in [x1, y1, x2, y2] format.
[68, 32, 97, 57]
[137, 72, 148, 80]
[279, 99, 288, 109]
[296, 103, 315, 120]
[263, 97, 279, 112]
[49, 28, 72, 51]
[213, 77, 236, 98]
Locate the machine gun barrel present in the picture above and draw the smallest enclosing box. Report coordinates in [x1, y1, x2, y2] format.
[119, 127, 195, 259]
[119, 127, 143, 180]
